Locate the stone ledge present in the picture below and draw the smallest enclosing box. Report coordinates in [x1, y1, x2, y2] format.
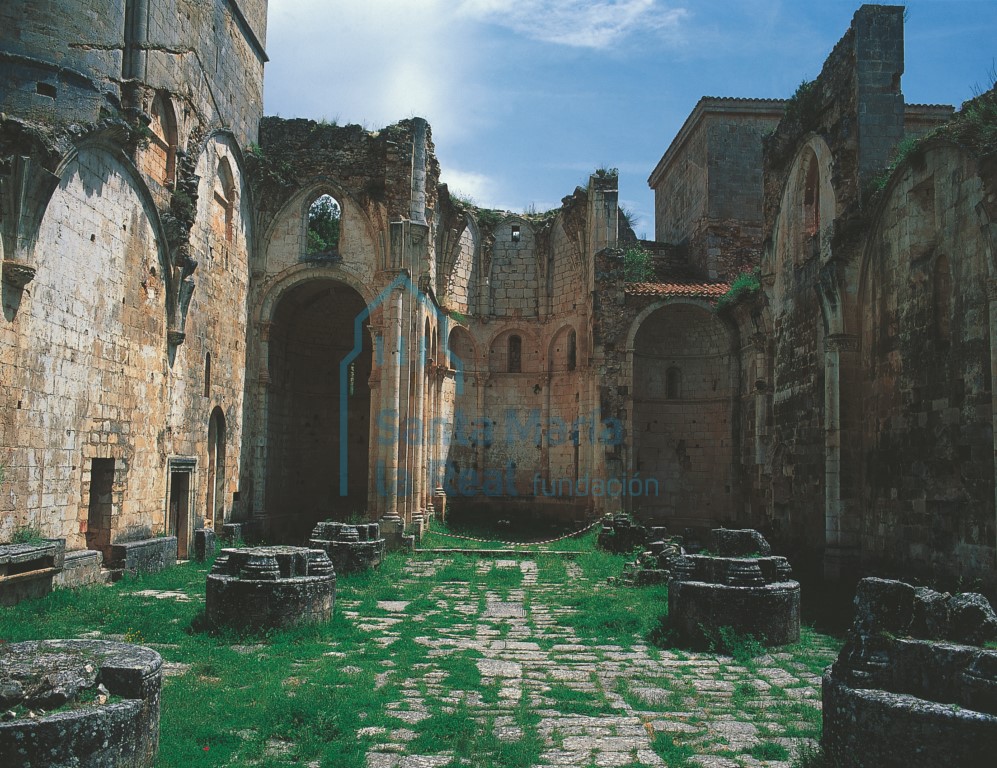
[108, 537, 177, 577]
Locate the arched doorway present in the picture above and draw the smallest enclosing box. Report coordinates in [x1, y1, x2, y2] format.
[266, 279, 371, 541]
[206, 407, 226, 530]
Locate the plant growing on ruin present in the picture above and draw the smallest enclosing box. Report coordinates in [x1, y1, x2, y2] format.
[10, 525, 46, 546]
[716, 268, 761, 309]
[783, 79, 821, 131]
[623, 246, 654, 282]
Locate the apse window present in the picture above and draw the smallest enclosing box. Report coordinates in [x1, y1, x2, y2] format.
[511, 225, 521, 243]
[665, 366, 682, 400]
[307, 194, 341, 256]
[508, 335, 522, 373]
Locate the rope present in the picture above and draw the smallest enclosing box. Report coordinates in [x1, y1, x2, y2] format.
[426, 518, 601, 548]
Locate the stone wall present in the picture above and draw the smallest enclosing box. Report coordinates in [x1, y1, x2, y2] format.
[857, 142, 994, 585]
[0, 0, 263, 558]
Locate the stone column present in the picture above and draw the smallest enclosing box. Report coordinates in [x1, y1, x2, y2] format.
[410, 315, 427, 537]
[751, 333, 770, 465]
[250, 321, 273, 527]
[366, 325, 383, 519]
[379, 287, 404, 541]
[823, 333, 861, 580]
[987, 278, 997, 550]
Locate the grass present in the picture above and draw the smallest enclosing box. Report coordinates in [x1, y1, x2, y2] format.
[0, 528, 842, 768]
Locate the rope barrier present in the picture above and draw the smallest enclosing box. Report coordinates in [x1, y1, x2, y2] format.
[426, 518, 601, 548]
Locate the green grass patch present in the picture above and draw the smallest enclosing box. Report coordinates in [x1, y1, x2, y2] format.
[651, 732, 695, 767]
[749, 741, 791, 761]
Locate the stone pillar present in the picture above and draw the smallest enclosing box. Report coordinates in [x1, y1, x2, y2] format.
[250, 320, 273, 525]
[823, 333, 861, 580]
[987, 278, 997, 551]
[751, 333, 770, 465]
[366, 324, 383, 520]
[379, 287, 404, 542]
[410, 315, 427, 537]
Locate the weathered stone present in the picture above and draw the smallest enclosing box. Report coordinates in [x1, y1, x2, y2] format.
[52, 550, 104, 589]
[0, 539, 66, 606]
[108, 537, 177, 577]
[824, 577, 997, 766]
[193, 529, 217, 563]
[853, 578, 915, 635]
[711, 529, 771, 557]
[668, 532, 800, 646]
[309, 522, 385, 574]
[206, 547, 336, 631]
[949, 593, 997, 645]
[0, 639, 162, 767]
[220, 523, 243, 543]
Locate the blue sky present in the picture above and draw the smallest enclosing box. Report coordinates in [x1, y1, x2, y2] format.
[263, 1, 996, 239]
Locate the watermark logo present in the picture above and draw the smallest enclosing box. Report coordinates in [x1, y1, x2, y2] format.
[338, 273, 460, 498]
[337, 273, 660, 501]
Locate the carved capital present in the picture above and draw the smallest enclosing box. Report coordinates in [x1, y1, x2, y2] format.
[824, 334, 859, 354]
[987, 278, 997, 303]
[2, 260, 36, 288]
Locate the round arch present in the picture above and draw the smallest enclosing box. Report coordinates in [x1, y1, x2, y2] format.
[263, 276, 373, 540]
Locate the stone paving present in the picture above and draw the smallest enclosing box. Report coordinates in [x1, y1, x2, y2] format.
[341, 557, 837, 768]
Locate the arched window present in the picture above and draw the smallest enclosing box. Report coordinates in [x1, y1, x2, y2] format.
[934, 255, 952, 345]
[665, 366, 682, 400]
[204, 352, 211, 397]
[567, 329, 577, 371]
[148, 92, 177, 187]
[206, 407, 226, 530]
[215, 158, 236, 243]
[307, 194, 341, 255]
[508, 335, 522, 373]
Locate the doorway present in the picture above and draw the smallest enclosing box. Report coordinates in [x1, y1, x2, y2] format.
[206, 408, 226, 530]
[86, 458, 115, 558]
[167, 458, 195, 559]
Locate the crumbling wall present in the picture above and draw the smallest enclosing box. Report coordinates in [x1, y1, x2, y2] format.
[859, 141, 994, 588]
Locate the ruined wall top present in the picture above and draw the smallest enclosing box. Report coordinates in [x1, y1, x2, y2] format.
[763, 4, 905, 227]
[0, 0, 268, 149]
[251, 116, 440, 248]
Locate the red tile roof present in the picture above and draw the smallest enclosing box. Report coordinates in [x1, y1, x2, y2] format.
[626, 281, 731, 299]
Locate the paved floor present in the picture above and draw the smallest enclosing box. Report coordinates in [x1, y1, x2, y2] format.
[342, 557, 837, 768]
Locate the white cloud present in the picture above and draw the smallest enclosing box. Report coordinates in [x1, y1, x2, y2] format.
[439, 169, 497, 204]
[265, 1, 487, 139]
[457, 0, 688, 49]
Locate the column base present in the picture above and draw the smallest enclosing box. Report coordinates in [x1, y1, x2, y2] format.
[823, 544, 861, 583]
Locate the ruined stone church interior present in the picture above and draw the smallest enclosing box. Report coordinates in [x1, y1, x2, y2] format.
[1, 2, 997, 765]
[1, 0, 994, 593]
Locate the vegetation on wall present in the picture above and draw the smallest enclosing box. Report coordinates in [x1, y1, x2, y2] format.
[783, 80, 821, 132]
[716, 268, 762, 310]
[623, 246, 655, 282]
[934, 82, 997, 157]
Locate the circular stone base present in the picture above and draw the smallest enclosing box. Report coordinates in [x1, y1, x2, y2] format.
[206, 546, 336, 631]
[0, 639, 162, 768]
[668, 579, 801, 645]
[822, 671, 997, 767]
